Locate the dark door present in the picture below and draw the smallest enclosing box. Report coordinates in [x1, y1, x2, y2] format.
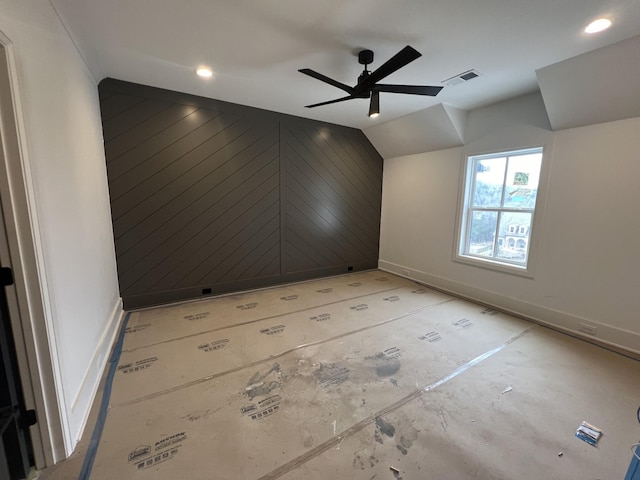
[0, 266, 33, 480]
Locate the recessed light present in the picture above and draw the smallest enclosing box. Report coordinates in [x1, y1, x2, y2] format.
[195, 66, 213, 78]
[584, 18, 612, 34]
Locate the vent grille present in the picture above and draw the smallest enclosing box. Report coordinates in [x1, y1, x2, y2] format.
[442, 69, 482, 87]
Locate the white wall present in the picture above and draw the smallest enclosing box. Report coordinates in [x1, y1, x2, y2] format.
[0, 0, 121, 462]
[379, 92, 640, 354]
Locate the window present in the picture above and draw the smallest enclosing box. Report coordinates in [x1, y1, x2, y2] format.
[457, 147, 543, 271]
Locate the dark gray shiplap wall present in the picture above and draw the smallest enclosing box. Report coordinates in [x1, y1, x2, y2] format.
[99, 79, 382, 309]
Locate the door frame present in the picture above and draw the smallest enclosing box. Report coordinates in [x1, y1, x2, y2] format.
[0, 34, 65, 468]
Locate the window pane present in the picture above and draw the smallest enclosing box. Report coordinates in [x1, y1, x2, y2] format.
[468, 210, 498, 257]
[472, 157, 506, 207]
[495, 212, 532, 264]
[503, 153, 541, 208]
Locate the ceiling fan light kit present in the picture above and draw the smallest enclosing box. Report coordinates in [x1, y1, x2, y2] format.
[368, 90, 380, 117]
[299, 45, 443, 117]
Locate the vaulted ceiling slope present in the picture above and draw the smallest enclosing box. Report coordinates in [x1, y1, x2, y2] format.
[51, 0, 640, 152]
[537, 34, 640, 131]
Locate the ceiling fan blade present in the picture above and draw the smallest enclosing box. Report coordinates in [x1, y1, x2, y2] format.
[304, 95, 356, 108]
[355, 45, 421, 93]
[299, 69, 354, 94]
[375, 84, 443, 96]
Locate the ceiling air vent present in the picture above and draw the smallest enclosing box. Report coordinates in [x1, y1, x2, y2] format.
[442, 69, 482, 87]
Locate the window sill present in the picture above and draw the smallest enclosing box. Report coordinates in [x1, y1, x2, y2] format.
[453, 254, 535, 279]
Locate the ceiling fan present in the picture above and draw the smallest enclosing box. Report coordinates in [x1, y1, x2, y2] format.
[299, 45, 443, 117]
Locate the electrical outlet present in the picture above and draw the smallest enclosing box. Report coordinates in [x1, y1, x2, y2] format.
[578, 322, 598, 336]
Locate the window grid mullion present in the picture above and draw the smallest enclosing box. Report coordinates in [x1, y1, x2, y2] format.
[471, 207, 534, 214]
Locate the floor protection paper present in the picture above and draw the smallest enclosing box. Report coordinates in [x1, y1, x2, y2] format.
[83, 270, 640, 479]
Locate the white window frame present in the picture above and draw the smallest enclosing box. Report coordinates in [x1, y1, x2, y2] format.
[454, 146, 547, 277]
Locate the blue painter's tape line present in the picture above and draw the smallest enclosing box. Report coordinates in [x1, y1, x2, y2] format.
[78, 312, 131, 480]
[625, 443, 640, 480]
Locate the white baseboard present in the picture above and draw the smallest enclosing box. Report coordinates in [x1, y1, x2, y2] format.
[67, 298, 124, 452]
[379, 260, 640, 356]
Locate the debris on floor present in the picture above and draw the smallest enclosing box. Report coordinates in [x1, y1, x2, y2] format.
[575, 421, 603, 446]
[390, 465, 403, 478]
[502, 386, 513, 394]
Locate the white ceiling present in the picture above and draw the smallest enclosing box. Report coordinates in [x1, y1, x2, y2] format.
[51, 0, 640, 131]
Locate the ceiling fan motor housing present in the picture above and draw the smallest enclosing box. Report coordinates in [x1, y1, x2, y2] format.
[358, 71, 371, 86]
[358, 49, 374, 65]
